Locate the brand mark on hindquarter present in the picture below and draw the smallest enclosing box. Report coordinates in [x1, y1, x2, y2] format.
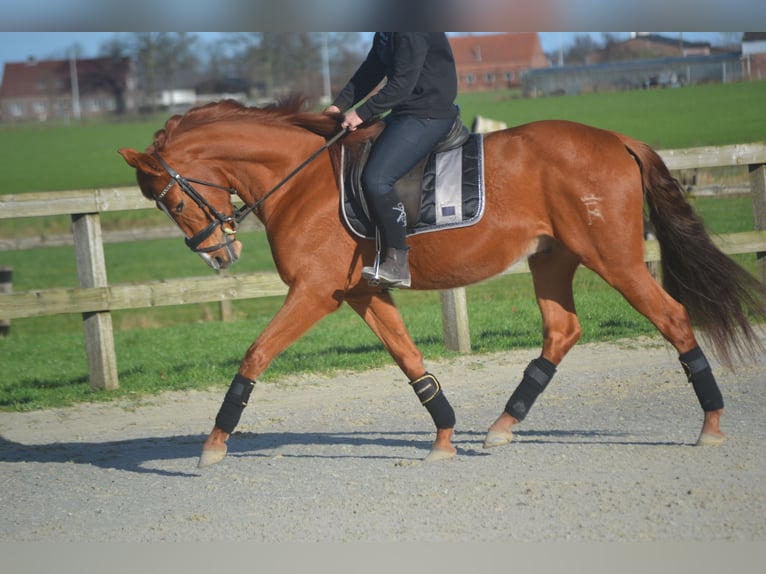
[581, 194, 605, 225]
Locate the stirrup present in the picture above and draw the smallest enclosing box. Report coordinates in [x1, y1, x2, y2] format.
[362, 247, 411, 288]
[364, 246, 383, 287]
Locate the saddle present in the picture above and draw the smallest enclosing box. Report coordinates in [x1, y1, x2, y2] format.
[339, 116, 485, 240]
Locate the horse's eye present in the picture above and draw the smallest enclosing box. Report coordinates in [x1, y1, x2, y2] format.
[175, 200, 185, 213]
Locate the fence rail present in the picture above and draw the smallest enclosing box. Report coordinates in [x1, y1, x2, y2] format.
[1, 141, 765, 390]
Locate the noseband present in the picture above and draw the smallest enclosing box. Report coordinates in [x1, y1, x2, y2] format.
[152, 153, 240, 254]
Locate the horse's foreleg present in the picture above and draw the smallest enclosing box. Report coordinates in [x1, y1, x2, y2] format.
[199, 286, 341, 468]
[346, 291, 457, 461]
[485, 246, 581, 448]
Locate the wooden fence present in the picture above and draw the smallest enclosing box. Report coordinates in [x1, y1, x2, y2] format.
[1, 142, 765, 390]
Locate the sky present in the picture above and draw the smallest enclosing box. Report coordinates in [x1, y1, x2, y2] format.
[0, 31, 730, 84]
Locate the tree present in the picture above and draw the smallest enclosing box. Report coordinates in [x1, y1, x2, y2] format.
[113, 32, 368, 112]
[94, 35, 134, 115]
[564, 34, 602, 65]
[215, 32, 367, 104]
[325, 33, 369, 95]
[155, 33, 200, 107]
[598, 33, 636, 62]
[225, 33, 318, 99]
[130, 33, 201, 112]
[718, 32, 743, 48]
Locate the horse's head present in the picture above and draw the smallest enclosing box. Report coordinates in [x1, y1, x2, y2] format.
[118, 148, 243, 270]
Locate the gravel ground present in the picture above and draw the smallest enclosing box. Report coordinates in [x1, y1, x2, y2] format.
[1, 333, 765, 543]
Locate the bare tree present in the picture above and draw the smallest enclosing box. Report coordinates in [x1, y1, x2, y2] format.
[131, 33, 161, 112]
[155, 32, 200, 106]
[718, 33, 743, 48]
[116, 32, 367, 111]
[599, 33, 636, 62]
[233, 32, 321, 98]
[564, 34, 602, 65]
[325, 33, 369, 95]
[130, 32, 201, 112]
[214, 32, 366, 104]
[94, 34, 134, 115]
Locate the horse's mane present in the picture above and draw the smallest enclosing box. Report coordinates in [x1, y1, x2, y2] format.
[149, 94, 362, 152]
[147, 93, 383, 183]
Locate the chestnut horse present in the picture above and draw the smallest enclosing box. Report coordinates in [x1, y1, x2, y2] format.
[119, 97, 765, 467]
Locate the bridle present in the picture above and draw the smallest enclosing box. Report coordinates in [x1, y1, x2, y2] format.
[151, 127, 347, 255]
[153, 153, 240, 254]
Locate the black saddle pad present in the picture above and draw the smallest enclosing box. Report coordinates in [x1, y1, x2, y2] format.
[340, 133, 485, 239]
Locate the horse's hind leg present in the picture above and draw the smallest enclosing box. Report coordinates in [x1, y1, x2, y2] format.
[485, 242, 582, 448]
[594, 261, 725, 446]
[345, 290, 457, 461]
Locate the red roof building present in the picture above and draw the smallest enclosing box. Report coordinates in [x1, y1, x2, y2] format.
[0, 56, 136, 122]
[448, 33, 549, 92]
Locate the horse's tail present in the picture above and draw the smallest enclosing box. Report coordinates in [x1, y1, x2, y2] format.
[624, 137, 766, 367]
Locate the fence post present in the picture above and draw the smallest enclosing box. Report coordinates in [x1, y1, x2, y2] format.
[440, 288, 471, 353]
[217, 268, 233, 322]
[0, 267, 11, 336]
[750, 162, 766, 284]
[437, 117, 509, 354]
[71, 213, 119, 390]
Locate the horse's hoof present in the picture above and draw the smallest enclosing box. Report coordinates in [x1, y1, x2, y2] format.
[198, 446, 227, 468]
[423, 448, 456, 462]
[483, 429, 513, 449]
[696, 432, 726, 446]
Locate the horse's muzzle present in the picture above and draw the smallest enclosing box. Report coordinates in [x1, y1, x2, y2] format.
[200, 239, 243, 270]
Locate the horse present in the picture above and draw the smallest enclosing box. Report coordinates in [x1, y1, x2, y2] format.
[118, 96, 766, 468]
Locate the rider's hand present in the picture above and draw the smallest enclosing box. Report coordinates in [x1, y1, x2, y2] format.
[341, 110, 363, 131]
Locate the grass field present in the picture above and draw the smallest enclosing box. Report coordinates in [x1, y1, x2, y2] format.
[1, 81, 765, 197]
[1, 81, 764, 410]
[456, 80, 766, 149]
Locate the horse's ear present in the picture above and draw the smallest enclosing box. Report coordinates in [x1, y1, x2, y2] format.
[118, 148, 163, 176]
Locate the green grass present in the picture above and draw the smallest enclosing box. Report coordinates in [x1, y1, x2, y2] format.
[1, 193, 758, 411]
[1, 82, 764, 411]
[2, 81, 764, 199]
[0, 117, 164, 194]
[0, 114, 171, 237]
[456, 80, 766, 149]
[0, 270, 659, 411]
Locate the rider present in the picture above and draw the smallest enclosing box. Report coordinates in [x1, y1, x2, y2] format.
[324, 32, 459, 288]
